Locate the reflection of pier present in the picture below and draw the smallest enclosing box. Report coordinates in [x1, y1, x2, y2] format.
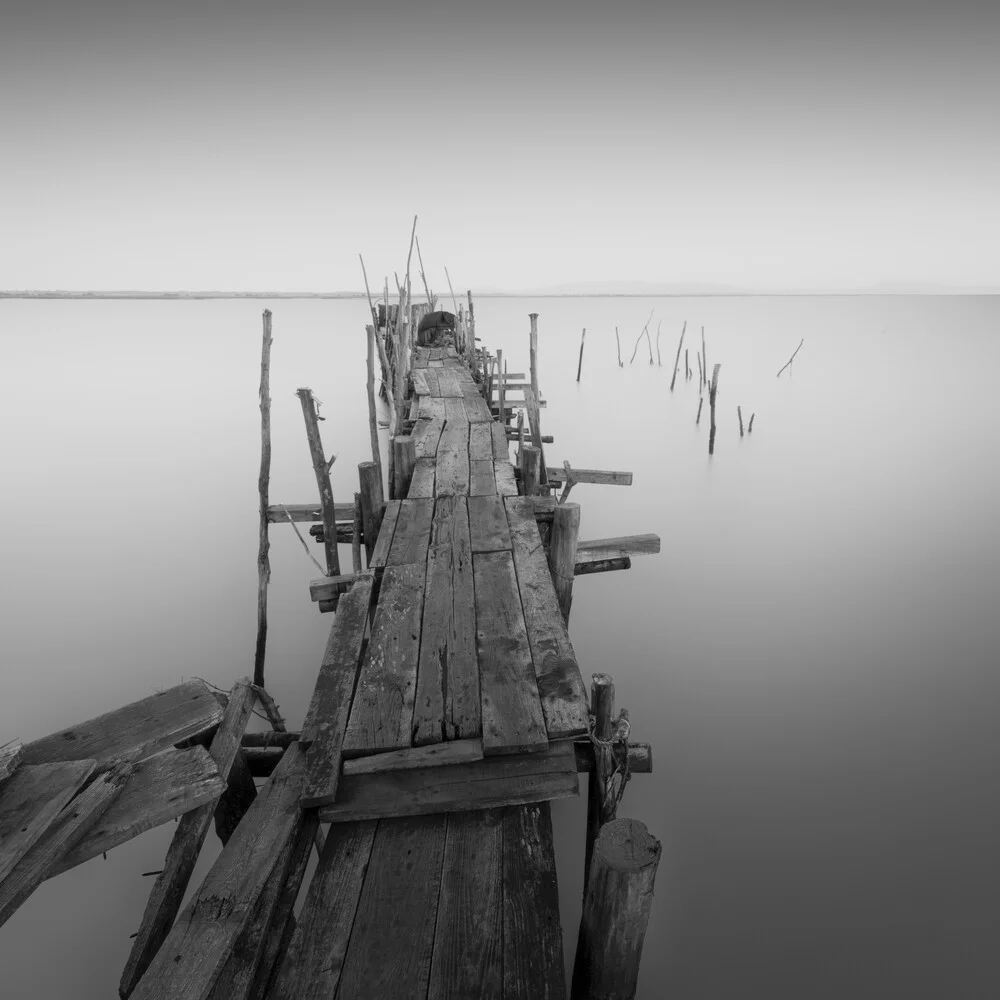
[1, 306, 662, 999]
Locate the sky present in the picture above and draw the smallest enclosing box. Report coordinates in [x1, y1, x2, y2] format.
[2, 0, 998, 292]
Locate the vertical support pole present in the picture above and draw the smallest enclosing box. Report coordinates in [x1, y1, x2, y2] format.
[669, 321, 686, 392]
[466, 290, 476, 360]
[520, 445, 540, 497]
[576, 328, 586, 381]
[571, 818, 662, 1000]
[701, 325, 707, 387]
[253, 310, 272, 688]
[516, 409, 526, 466]
[685, 347, 690, 379]
[696, 396, 704, 425]
[351, 492, 363, 574]
[709, 363, 721, 455]
[497, 349, 506, 424]
[358, 461, 384, 564]
[365, 324, 384, 494]
[296, 388, 340, 579]
[584, 673, 615, 890]
[393, 436, 417, 499]
[528, 314, 548, 485]
[738, 405, 745, 437]
[548, 501, 580, 621]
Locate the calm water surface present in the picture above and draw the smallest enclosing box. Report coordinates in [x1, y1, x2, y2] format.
[2, 295, 999, 998]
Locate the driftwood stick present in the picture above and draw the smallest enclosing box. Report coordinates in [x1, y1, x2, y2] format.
[296, 388, 340, 578]
[414, 234, 433, 306]
[576, 328, 586, 381]
[748, 412, 756, 433]
[685, 347, 690, 379]
[253, 310, 273, 688]
[776, 337, 805, 378]
[655, 320, 662, 366]
[738, 405, 745, 437]
[701, 325, 707, 386]
[278, 504, 327, 576]
[669, 320, 687, 391]
[628, 310, 654, 365]
[615, 326, 623, 367]
[709, 364, 721, 455]
[559, 461, 579, 505]
[253, 685, 287, 733]
[358, 253, 378, 328]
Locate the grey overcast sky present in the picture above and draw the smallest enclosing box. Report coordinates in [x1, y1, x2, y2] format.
[2, 1, 998, 292]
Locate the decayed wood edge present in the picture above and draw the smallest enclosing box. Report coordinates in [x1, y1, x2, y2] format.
[265, 502, 356, 523]
[129, 743, 308, 1000]
[21, 679, 223, 773]
[0, 759, 96, 886]
[119, 680, 257, 997]
[267, 819, 378, 1000]
[576, 533, 661, 558]
[574, 555, 631, 576]
[0, 761, 132, 929]
[307, 573, 358, 602]
[0, 738, 23, 783]
[368, 499, 402, 568]
[343, 738, 484, 776]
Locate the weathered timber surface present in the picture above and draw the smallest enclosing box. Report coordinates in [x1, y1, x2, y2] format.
[411, 416, 445, 458]
[436, 369, 463, 397]
[121, 680, 258, 997]
[0, 760, 95, 885]
[265, 502, 355, 523]
[464, 394, 494, 422]
[503, 803, 567, 1000]
[408, 457, 436, 497]
[268, 819, 377, 1000]
[319, 742, 577, 823]
[576, 533, 661, 558]
[343, 738, 483, 776]
[575, 555, 631, 576]
[0, 762, 130, 929]
[491, 422, 509, 461]
[334, 815, 447, 1000]
[298, 573, 374, 809]
[411, 369, 432, 396]
[214, 750, 257, 845]
[444, 397, 469, 425]
[130, 744, 308, 1000]
[0, 740, 23, 782]
[343, 564, 425, 757]
[386, 498, 434, 566]
[505, 497, 589, 739]
[418, 397, 447, 420]
[413, 497, 479, 745]
[468, 494, 512, 552]
[307, 574, 356, 603]
[52, 746, 226, 875]
[494, 462, 519, 497]
[21, 680, 223, 773]
[427, 809, 503, 1000]
[469, 459, 498, 496]
[369, 499, 401, 569]
[474, 550, 549, 755]
[545, 468, 633, 487]
[435, 422, 470, 496]
[468, 422, 493, 461]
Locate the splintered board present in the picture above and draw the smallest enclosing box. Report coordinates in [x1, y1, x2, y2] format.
[412, 417, 444, 458]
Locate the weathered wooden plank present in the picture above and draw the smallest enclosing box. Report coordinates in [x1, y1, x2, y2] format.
[298, 574, 374, 809]
[412, 497, 479, 745]
[129, 744, 308, 1000]
[407, 457, 436, 498]
[369, 499, 401, 569]
[265, 502, 355, 523]
[422, 366, 442, 396]
[0, 739, 23, 783]
[494, 462, 519, 497]
[491, 422, 510, 461]
[575, 555, 632, 575]
[408, 395, 420, 421]
[505, 497, 589, 739]
[468, 422, 494, 462]
[464, 394, 494, 423]
[437, 369, 463, 397]
[386, 497, 434, 566]
[576, 533, 661, 559]
[307, 574, 357, 602]
[469, 460, 497, 496]
[0, 762, 129, 928]
[468, 494, 512, 552]
[410, 369, 431, 396]
[411, 416, 444, 458]
[473, 551, 549, 755]
[343, 738, 483, 776]
[52, 747, 226, 875]
[502, 803, 566, 1000]
[427, 810, 503, 1000]
[545, 468, 633, 486]
[429, 359, 445, 368]
[320, 742, 577, 823]
[435, 422, 470, 497]
[120, 680, 258, 997]
[343, 564, 425, 758]
[331, 815, 447, 999]
[21, 680, 223, 774]
[418, 397, 447, 420]
[267, 819, 377, 1000]
[444, 397, 469, 425]
[0, 760, 95, 885]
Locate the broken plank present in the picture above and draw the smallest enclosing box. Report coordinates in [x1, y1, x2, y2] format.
[411, 416, 444, 458]
[129, 744, 308, 1000]
[343, 738, 483, 776]
[0, 739, 23, 783]
[51, 746, 226, 876]
[435, 422, 470, 497]
[427, 810, 503, 1000]
[334, 815, 447, 1000]
[494, 463, 519, 497]
[320, 742, 577, 823]
[469, 460, 497, 496]
[407, 457, 436, 498]
[369, 499, 401, 569]
[576, 533, 661, 559]
[119, 680, 260, 997]
[418, 397, 447, 420]
[545, 468, 633, 487]
[0, 760, 95, 885]
[298, 573, 374, 808]
[468, 494, 512, 552]
[468, 422, 494, 461]
[502, 803, 566, 1000]
[386, 497, 434, 566]
[343, 564, 425, 758]
[505, 497, 589, 739]
[21, 680, 223, 774]
[473, 550, 548, 755]
[266, 502, 355, 523]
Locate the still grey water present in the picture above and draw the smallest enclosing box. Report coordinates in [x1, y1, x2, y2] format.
[2, 295, 999, 998]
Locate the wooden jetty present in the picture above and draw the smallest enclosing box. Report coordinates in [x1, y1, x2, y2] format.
[1, 302, 662, 999]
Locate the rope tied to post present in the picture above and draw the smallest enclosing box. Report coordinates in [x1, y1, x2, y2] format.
[587, 708, 632, 812]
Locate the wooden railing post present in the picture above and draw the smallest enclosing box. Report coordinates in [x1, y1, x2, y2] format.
[358, 461, 384, 565]
[393, 436, 417, 499]
[296, 388, 340, 580]
[548, 501, 580, 621]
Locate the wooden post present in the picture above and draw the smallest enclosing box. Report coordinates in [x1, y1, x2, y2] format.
[296, 388, 340, 578]
[669, 320, 686, 391]
[516, 408, 526, 465]
[351, 492, 363, 573]
[358, 461, 384, 564]
[365, 324, 383, 493]
[571, 818, 662, 1000]
[584, 673, 615, 889]
[696, 396, 704, 425]
[467, 290, 476, 359]
[521, 446, 541, 497]
[738, 405, 744, 437]
[576, 328, 586, 381]
[701, 325, 707, 387]
[615, 326, 622, 367]
[497, 349, 506, 424]
[529, 313, 539, 402]
[708, 363, 721, 456]
[748, 412, 755, 433]
[253, 311, 272, 688]
[548, 501, 580, 621]
[697, 352, 703, 385]
[393, 436, 417, 499]
[685, 348, 690, 379]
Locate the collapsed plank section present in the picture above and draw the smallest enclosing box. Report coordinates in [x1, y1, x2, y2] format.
[505, 497, 590, 739]
[413, 497, 479, 746]
[320, 742, 577, 824]
[474, 551, 549, 755]
[299, 573, 375, 809]
[21, 679, 224, 773]
[343, 564, 425, 758]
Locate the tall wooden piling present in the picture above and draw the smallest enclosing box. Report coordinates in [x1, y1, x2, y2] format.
[669, 321, 686, 391]
[701, 325, 707, 387]
[365, 324, 383, 492]
[584, 673, 615, 888]
[393, 435, 417, 499]
[467, 290, 476, 360]
[685, 348, 690, 379]
[696, 396, 704, 425]
[358, 461, 384, 564]
[615, 326, 623, 367]
[296, 388, 340, 578]
[571, 818, 662, 1000]
[577, 328, 586, 381]
[497, 349, 506, 424]
[548, 501, 580, 621]
[351, 492, 363, 573]
[521, 445, 541, 497]
[738, 405, 744, 437]
[253, 310, 273, 687]
[708, 364, 721, 456]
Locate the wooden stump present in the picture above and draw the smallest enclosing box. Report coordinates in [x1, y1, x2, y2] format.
[520, 446, 541, 497]
[548, 502, 580, 622]
[393, 436, 416, 500]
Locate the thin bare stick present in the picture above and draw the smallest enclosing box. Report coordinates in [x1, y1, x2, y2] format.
[359, 253, 378, 327]
[776, 338, 805, 378]
[615, 326, 623, 367]
[696, 396, 704, 425]
[709, 364, 721, 455]
[415, 234, 433, 306]
[576, 329, 586, 381]
[278, 504, 328, 576]
[701, 326, 707, 386]
[738, 405, 744, 436]
[655, 321, 662, 366]
[685, 348, 690, 379]
[629, 310, 655, 364]
[559, 461, 579, 505]
[697, 352, 703, 385]
[748, 412, 756, 433]
[351, 492, 363, 574]
[669, 321, 687, 391]
[252, 684, 287, 733]
[645, 326, 654, 365]
[253, 310, 272, 688]
[365, 325, 383, 490]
